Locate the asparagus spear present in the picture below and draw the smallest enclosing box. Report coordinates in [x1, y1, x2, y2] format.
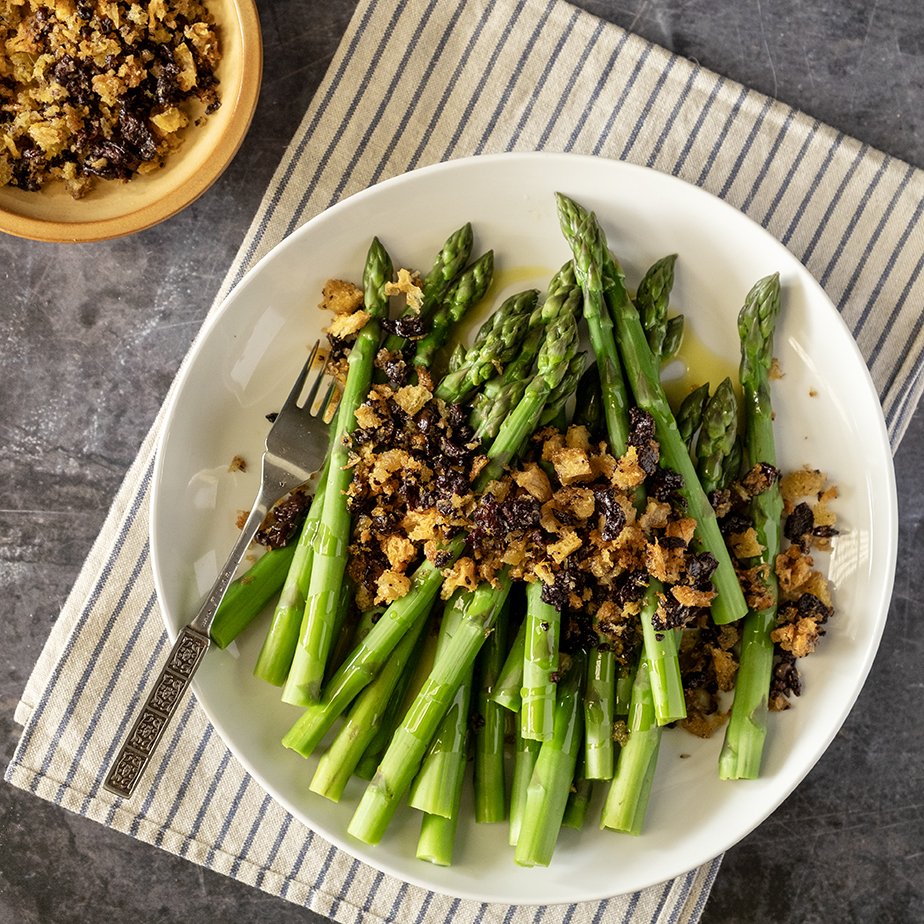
[473, 597, 509, 822]
[492, 610, 527, 712]
[695, 377, 739, 495]
[600, 653, 661, 835]
[661, 314, 685, 360]
[676, 382, 710, 450]
[514, 650, 586, 868]
[347, 573, 514, 844]
[253, 456, 331, 684]
[521, 581, 560, 742]
[413, 251, 494, 369]
[381, 223, 474, 356]
[282, 238, 391, 706]
[210, 543, 297, 649]
[509, 711, 542, 846]
[434, 289, 539, 404]
[635, 254, 677, 359]
[559, 195, 747, 626]
[719, 273, 783, 781]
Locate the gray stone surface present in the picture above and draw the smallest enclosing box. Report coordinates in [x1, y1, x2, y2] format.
[1, 2, 921, 922]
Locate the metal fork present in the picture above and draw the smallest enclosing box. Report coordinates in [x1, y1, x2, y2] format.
[104, 341, 336, 798]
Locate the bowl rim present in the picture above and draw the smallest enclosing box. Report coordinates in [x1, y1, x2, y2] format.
[0, 0, 263, 244]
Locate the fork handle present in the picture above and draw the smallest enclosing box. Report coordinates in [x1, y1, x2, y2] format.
[104, 496, 270, 799]
[104, 626, 210, 798]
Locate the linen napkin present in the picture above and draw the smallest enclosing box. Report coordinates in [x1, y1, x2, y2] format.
[8, 0, 924, 922]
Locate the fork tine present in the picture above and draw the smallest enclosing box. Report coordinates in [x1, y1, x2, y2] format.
[302, 350, 333, 412]
[280, 340, 320, 413]
[318, 379, 338, 420]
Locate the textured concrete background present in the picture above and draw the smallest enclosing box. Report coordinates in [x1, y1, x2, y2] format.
[2, 2, 922, 922]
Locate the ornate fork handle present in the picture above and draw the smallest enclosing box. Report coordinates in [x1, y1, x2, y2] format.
[104, 498, 270, 798]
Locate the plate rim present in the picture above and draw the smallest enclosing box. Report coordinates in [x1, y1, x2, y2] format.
[148, 150, 899, 904]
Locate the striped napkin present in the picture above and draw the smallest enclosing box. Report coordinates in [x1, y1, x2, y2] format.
[8, 0, 923, 922]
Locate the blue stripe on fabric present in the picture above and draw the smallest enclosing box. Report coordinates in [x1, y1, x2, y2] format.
[57, 590, 158, 804]
[716, 95, 774, 200]
[530, 904, 546, 923]
[564, 29, 631, 152]
[31, 544, 151, 793]
[829, 162, 915, 297]
[227, 0, 381, 290]
[177, 746, 232, 855]
[799, 143, 869, 265]
[688, 856, 724, 921]
[671, 76, 726, 176]
[229, 791, 273, 878]
[852, 189, 924, 333]
[620, 54, 678, 161]
[739, 107, 796, 213]
[646, 64, 702, 168]
[362, 0, 471, 184]
[759, 118, 820, 228]
[361, 869, 386, 914]
[326, 857, 360, 919]
[562, 902, 577, 924]
[321, 2, 439, 211]
[871, 241, 924, 372]
[621, 890, 642, 923]
[253, 811, 293, 890]
[204, 773, 252, 866]
[127, 694, 199, 838]
[665, 868, 698, 924]
[279, 829, 316, 900]
[538, 18, 606, 151]
[471, 901, 488, 924]
[281, 0, 410, 239]
[13, 455, 155, 771]
[474, 0, 556, 156]
[412, 890, 435, 924]
[511, 7, 585, 151]
[650, 879, 675, 922]
[695, 84, 749, 188]
[592, 44, 653, 157]
[501, 902, 518, 924]
[816, 153, 889, 287]
[387, 880, 410, 921]
[780, 132, 845, 246]
[441, 1, 525, 160]
[591, 898, 612, 923]
[313, 841, 342, 908]
[406, 0, 496, 171]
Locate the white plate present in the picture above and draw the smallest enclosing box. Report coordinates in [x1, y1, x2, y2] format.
[150, 152, 897, 905]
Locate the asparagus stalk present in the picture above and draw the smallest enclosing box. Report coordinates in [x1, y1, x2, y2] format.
[601, 653, 662, 835]
[417, 811, 462, 867]
[635, 254, 677, 359]
[253, 456, 331, 684]
[282, 238, 391, 705]
[407, 595, 471, 818]
[434, 289, 539, 404]
[521, 581, 560, 742]
[381, 223, 474, 355]
[308, 604, 430, 802]
[348, 573, 514, 844]
[676, 382, 710, 450]
[695, 377, 739, 495]
[514, 651, 586, 868]
[661, 314, 685, 360]
[473, 597, 510, 822]
[562, 752, 593, 830]
[719, 273, 783, 781]
[413, 251, 494, 369]
[492, 611, 527, 712]
[509, 711, 541, 846]
[210, 543, 296, 649]
[560, 196, 747, 626]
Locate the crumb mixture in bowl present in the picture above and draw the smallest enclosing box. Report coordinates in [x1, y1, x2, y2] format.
[0, 0, 221, 198]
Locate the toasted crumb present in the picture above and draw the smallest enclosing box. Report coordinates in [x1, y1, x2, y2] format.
[781, 467, 827, 503]
[513, 463, 553, 502]
[671, 585, 716, 608]
[729, 527, 763, 559]
[551, 446, 595, 485]
[376, 570, 411, 604]
[612, 445, 647, 490]
[228, 454, 247, 473]
[326, 309, 370, 339]
[384, 268, 424, 312]
[771, 617, 820, 657]
[548, 530, 583, 564]
[394, 384, 432, 416]
[441, 556, 479, 597]
[319, 279, 364, 314]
